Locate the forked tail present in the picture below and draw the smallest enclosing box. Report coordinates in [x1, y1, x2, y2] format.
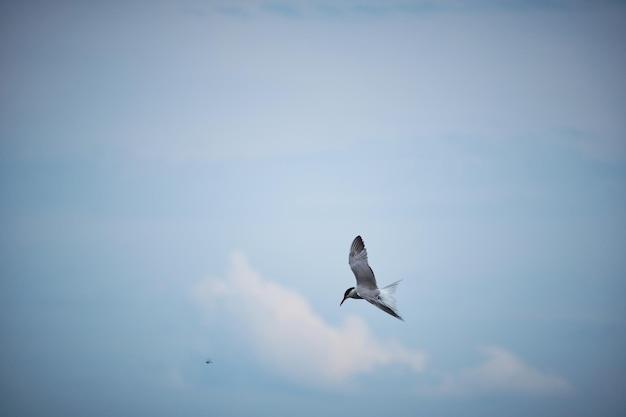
[377, 280, 403, 320]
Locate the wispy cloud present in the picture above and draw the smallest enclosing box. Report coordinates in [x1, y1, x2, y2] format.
[421, 346, 573, 396]
[3, 1, 623, 162]
[193, 253, 425, 386]
[211, 0, 619, 19]
[262, 2, 303, 18]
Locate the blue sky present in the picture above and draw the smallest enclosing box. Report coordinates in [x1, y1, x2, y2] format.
[1, 0, 625, 416]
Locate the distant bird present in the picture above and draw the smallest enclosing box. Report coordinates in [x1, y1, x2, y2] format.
[340, 236, 404, 321]
[205, 359, 213, 364]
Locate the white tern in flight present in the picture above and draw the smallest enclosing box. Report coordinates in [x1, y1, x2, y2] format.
[340, 235, 403, 321]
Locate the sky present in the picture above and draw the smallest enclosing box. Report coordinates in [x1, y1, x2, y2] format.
[1, 0, 625, 416]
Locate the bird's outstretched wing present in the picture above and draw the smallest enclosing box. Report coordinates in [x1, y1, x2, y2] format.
[349, 236, 378, 290]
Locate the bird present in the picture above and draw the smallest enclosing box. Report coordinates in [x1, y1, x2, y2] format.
[340, 235, 404, 321]
[205, 359, 213, 364]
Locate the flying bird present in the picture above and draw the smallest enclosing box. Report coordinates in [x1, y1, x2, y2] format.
[205, 359, 213, 364]
[340, 235, 404, 321]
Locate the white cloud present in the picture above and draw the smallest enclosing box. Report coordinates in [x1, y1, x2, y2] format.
[193, 252, 425, 386]
[421, 346, 573, 396]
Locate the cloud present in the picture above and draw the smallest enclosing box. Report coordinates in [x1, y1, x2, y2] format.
[421, 346, 573, 396]
[214, 0, 616, 18]
[193, 253, 425, 386]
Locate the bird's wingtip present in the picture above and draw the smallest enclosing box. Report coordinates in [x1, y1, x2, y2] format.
[350, 235, 365, 252]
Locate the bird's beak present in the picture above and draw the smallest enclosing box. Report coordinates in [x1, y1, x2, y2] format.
[340, 297, 346, 306]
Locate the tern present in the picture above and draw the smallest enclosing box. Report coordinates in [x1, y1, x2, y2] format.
[340, 236, 404, 321]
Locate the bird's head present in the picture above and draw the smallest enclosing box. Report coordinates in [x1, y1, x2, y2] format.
[340, 287, 356, 306]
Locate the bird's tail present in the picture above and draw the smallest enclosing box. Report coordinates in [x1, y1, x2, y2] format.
[379, 280, 402, 315]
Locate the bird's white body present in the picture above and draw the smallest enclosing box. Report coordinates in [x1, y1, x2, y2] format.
[341, 236, 404, 321]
